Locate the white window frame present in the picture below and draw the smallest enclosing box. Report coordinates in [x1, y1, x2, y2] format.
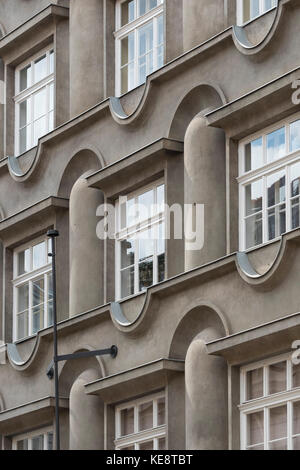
[115, 179, 165, 301]
[12, 426, 53, 450]
[240, 353, 300, 450]
[115, 0, 164, 96]
[238, 112, 300, 251]
[115, 391, 166, 450]
[12, 235, 52, 342]
[14, 45, 55, 156]
[237, 0, 277, 26]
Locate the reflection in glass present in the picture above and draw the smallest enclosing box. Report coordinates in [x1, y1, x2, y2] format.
[269, 405, 287, 441]
[32, 435, 44, 450]
[120, 407, 134, 436]
[34, 55, 47, 83]
[33, 242, 46, 270]
[269, 361, 286, 394]
[245, 138, 263, 172]
[20, 65, 31, 91]
[139, 401, 153, 431]
[247, 411, 264, 447]
[247, 368, 263, 400]
[18, 249, 30, 275]
[121, 266, 135, 298]
[267, 127, 286, 162]
[290, 120, 300, 152]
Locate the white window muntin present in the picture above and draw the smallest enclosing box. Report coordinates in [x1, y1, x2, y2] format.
[14, 46, 54, 156]
[237, 0, 277, 26]
[115, 179, 165, 301]
[115, 391, 166, 450]
[240, 353, 300, 450]
[238, 113, 300, 250]
[12, 427, 53, 450]
[13, 236, 52, 342]
[115, 0, 164, 96]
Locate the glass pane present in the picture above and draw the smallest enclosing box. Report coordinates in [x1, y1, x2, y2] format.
[247, 444, 264, 450]
[121, 239, 135, 269]
[269, 405, 287, 441]
[158, 437, 166, 450]
[245, 213, 263, 249]
[49, 50, 54, 74]
[291, 162, 300, 198]
[34, 54, 47, 83]
[149, 0, 158, 10]
[138, 20, 154, 57]
[157, 397, 165, 426]
[269, 439, 287, 450]
[47, 432, 53, 450]
[268, 204, 286, 240]
[120, 407, 134, 436]
[139, 401, 153, 431]
[293, 401, 300, 436]
[34, 88, 47, 120]
[139, 0, 147, 15]
[32, 434, 44, 450]
[17, 439, 28, 450]
[267, 127, 286, 162]
[269, 361, 286, 394]
[250, 0, 260, 18]
[245, 138, 263, 172]
[121, 33, 135, 66]
[157, 184, 165, 213]
[49, 83, 54, 111]
[20, 65, 31, 91]
[292, 363, 300, 389]
[157, 222, 165, 254]
[138, 189, 154, 221]
[158, 253, 165, 282]
[32, 304, 44, 333]
[291, 198, 300, 230]
[33, 116, 46, 145]
[243, 0, 251, 22]
[293, 436, 300, 450]
[121, 62, 135, 95]
[121, 266, 134, 298]
[267, 171, 286, 207]
[49, 111, 54, 132]
[245, 180, 263, 216]
[19, 125, 31, 154]
[33, 242, 46, 270]
[246, 368, 263, 400]
[18, 248, 30, 275]
[139, 231, 154, 260]
[139, 258, 153, 291]
[290, 120, 300, 152]
[139, 440, 153, 450]
[20, 99, 30, 128]
[33, 278, 44, 306]
[247, 411, 264, 446]
[17, 311, 28, 340]
[121, 0, 135, 26]
[17, 284, 29, 312]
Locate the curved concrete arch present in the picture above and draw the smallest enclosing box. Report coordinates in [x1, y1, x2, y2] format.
[235, 229, 300, 287]
[168, 300, 229, 360]
[168, 83, 226, 140]
[57, 146, 104, 199]
[7, 141, 46, 182]
[232, 0, 289, 55]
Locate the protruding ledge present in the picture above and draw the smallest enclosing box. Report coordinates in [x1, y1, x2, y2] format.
[85, 358, 184, 403]
[207, 311, 300, 365]
[0, 396, 68, 435]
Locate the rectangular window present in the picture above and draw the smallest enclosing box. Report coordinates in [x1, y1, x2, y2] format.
[15, 47, 54, 156]
[239, 115, 300, 250]
[240, 354, 300, 450]
[115, 181, 165, 300]
[237, 0, 277, 25]
[13, 428, 53, 450]
[116, 0, 164, 96]
[13, 237, 53, 341]
[115, 392, 166, 450]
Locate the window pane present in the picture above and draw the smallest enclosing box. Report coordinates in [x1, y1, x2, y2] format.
[268, 204, 286, 240]
[47, 432, 53, 450]
[292, 363, 300, 389]
[17, 439, 28, 450]
[293, 436, 300, 450]
[139, 440, 154, 450]
[292, 198, 300, 230]
[20, 65, 31, 91]
[17, 284, 29, 312]
[17, 311, 28, 340]
[49, 83, 54, 111]
[149, 0, 158, 10]
[158, 437, 166, 450]
[32, 304, 44, 334]
[49, 111, 54, 132]
[267, 171, 286, 207]
[139, 0, 147, 15]
[20, 99, 30, 128]
[120, 197, 136, 229]
[247, 411, 264, 446]
[121, 239, 135, 269]
[33, 278, 44, 306]
[139, 231, 154, 260]
[33, 116, 46, 145]
[49, 50, 54, 74]
[267, 127, 286, 162]
[138, 21, 154, 62]
[138, 189, 154, 221]
[269, 361, 286, 394]
[139, 401, 153, 431]
[121, 33, 134, 66]
[157, 184, 165, 212]
[120, 407, 134, 436]
[243, 0, 251, 22]
[158, 253, 165, 282]
[19, 125, 31, 154]
[139, 258, 153, 291]
[291, 162, 300, 198]
[245, 180, 263, 216]
[34, 54, 47, 83]
[245, 138, 263, 172]
[121, 62, 135, 94]
[18, 248, 30, 275]
[269, 439, 287, 450]
[157, 397, 165, 426]
[250, 0, 260, 18]
[293, 401, 300, 436]
[121, 266, 134, 298]
[246, 368, 263, 400]
[290, 120, 300, 152]
[33, 242, 46, 270]
[245, 213, 263, 249]
[34, 88, 47, 120]
[269, 405, 287, 441]
[32, 435, 44, 450]
[121, 0, 135, 26]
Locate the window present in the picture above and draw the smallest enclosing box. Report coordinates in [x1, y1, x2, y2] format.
[14, 47, 54, 156]
[13, 428, 53, 450]
[239, 115, 300, 250]
[13, 237, 53, 341]
[240, 354, 300, 450]
[115, 392, 166, 450]
[237, 0, 277, 25]
[115, 181, 165, 300]
[115, 0, 164, 95]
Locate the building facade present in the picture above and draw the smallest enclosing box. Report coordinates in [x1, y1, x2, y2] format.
[0, 0, 300, 450]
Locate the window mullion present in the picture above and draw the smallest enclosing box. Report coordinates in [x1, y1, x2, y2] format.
[263, 176, 268, 243]
[264, 406, 269, 450]
[286, 164, 291, 232]
[28, 280, 33, 336]
[288, 400, 293, 450]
